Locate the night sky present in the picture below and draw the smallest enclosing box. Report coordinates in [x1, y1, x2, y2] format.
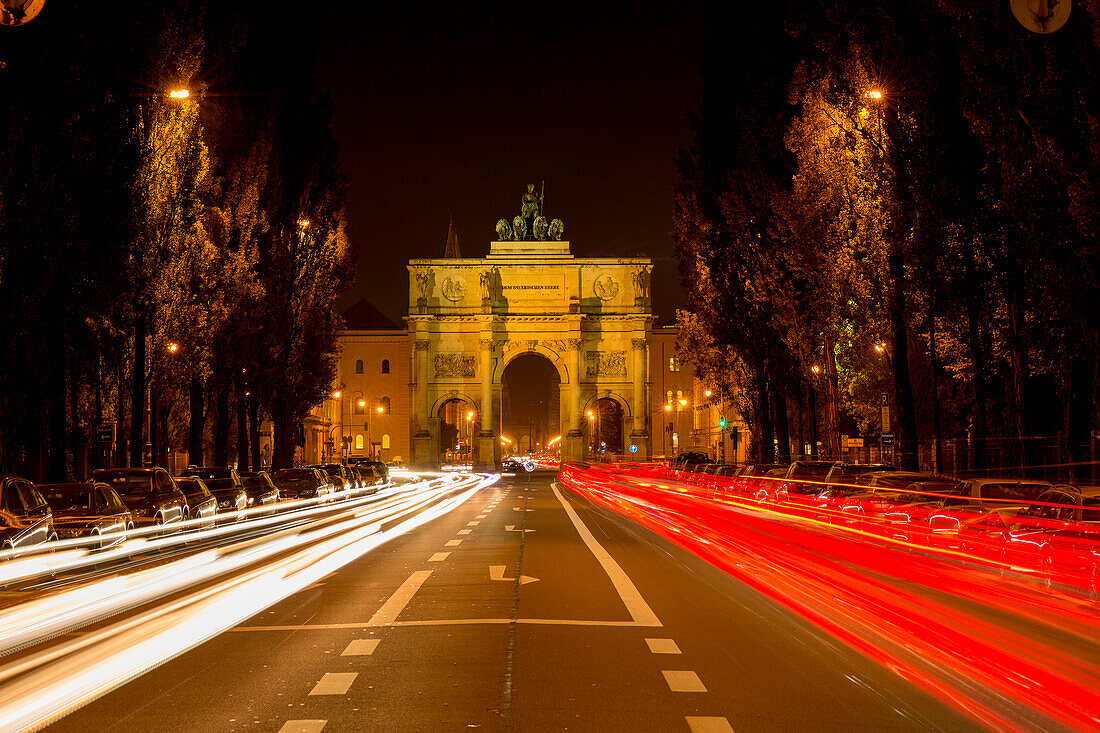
[316, 1, 709, 325]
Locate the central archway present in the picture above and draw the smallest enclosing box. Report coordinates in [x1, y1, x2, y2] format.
[501, 353, 561, 459]
[438, 398, 476, 468]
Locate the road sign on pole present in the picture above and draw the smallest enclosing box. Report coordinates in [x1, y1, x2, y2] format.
[881, 431, 895, 446]
[629, 444, 638, 454]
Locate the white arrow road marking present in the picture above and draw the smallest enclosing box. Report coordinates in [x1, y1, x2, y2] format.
[504, 525, 535, 533]
[489, 565, 539, 585]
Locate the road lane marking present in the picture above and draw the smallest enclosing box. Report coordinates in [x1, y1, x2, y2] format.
[551, 484, 662, 626]
[489, 564, 539, 585]
[686, 717, 735, 733]
[504, 525, 535, 532]
[341, 639, 381, 656]
[232, 618, 654, 631]
[457, 529, 472, 535]
[467, 521, 480, 526]
[367, 570, 433, 625]
[278, 721, 327, 733]
[663, 670, 706, 692]
[309, 672, 358, 695]
[428, 552, 450, 562]
[512, 507, 535, 512]
[645, 638, 681, 654]
[445, 539, 463, 547]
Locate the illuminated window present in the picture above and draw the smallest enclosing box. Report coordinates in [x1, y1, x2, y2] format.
[381, 359, 390, 374]
[354, 434, 364, 450]
[666, 390, 673, 403]
[381, 396, 391, 414]
[382, 434, 391, 450]
[354, 359, 364, 374]
[669, 357, 680, 372]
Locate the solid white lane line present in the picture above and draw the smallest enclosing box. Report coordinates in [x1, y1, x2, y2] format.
[278, 721, 327, 733]
[686, 716, 735, 733]
[445, 539, 463, 547]
[467, 521, 480, 526]
[551, 484, 661, 626]
[457, 529, 472, 535]
[341, 639, 380, 656]
[367, 570, 433, 626]
[428, 552, 450, 562]
[309, 672, 357, 695]
[663, 670, 706, 692]
[645, 638, 682, 654]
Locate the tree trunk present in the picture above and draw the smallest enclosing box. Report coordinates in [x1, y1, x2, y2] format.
[130, 311, 145, 468]
[769, 363, 792, 465]
[1060, 366, 1075, 483]
[888, 250, 919, 471]
[964, 251, 987, 471]
[214, 383, 230, 467]
[188, 376, 204, 466]
[272, 397, 297, 471]
[150, 385, 160, 468]
[157, 400, 169, 470]
[248, 396, 261, 471]
[47, 310, 67, 482]
[756, 373, 774, 464]
[824, 337, 841, 460]
[928, 306, 943, 474]
[1006, 284, 1030, 472]
[116, 351, 128, 468]
[795, 387, 805, 461]
[236, 378, 249, 471]
[808, 381, 819, 460]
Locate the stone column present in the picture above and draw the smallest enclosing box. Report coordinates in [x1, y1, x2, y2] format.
[413, 338, 434, 468]
[476, 338, 498, 470]
[563, 338, 585, 463]
[630, 337, 650, 458]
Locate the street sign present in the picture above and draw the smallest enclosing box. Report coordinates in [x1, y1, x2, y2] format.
[881, 432, 894, 446]
[880, 405, 891, 432]
[847, 437, 864, 448]
[95, 424, 114, 444]
[629, 444, 638, 454]
[523, 461, 535, 472]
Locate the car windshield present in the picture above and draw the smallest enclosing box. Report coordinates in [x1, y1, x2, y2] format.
[983, 482, 1050, 502]
[95, 473, 153, 497]
[273, 470, 314, 483]
[242, 475, 272, 490]
[42, 487, 91, 511]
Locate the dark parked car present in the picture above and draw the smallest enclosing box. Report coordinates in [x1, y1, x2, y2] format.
[39, 482, 132, 548]
[92, 468, 189, 530]
[237, 471, 280, 507]
[312, 464, 352, 492]
[178, 468, 248, 513]
[0, 476, 55, 551]
[173, 477, 219, 528]
[671, 451, 713, 469]
[362, 460, 390, 483]
[271, 468, 336, 501]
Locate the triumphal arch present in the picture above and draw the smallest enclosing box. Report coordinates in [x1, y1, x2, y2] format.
[406, 186, 653, 469]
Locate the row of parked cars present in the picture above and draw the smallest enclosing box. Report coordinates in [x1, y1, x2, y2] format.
[0, 459, 392, 554]
[668, 458, 1100, 597]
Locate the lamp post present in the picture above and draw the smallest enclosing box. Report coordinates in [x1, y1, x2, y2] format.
[466, 411, 474, 468]
[809, 365, 821, 460]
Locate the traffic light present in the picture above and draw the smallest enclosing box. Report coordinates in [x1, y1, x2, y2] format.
[718, 417, 727, 429]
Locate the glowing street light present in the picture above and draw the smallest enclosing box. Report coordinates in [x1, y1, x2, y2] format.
[332, 390, 341, 399]
[168, 88, 190, 100]
[166, 342, 179, 354]
[297, 219, 311, 229]
[811, 365, 821, 375]
[678, 398, 688, 407]
[376, 405, 384, 414]
[864, 89, 883, 100]
[358, 399, 366, 408]
[875, 343, 886, 353]
[664, 404, 672, 412]
[704, 389, 712, 398]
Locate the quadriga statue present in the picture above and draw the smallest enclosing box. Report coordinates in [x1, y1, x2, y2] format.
[512, 215, 528, 241]
[547, 218, 564, 241]
[495, 218, 513, 241]
[532, 216, 549, 241]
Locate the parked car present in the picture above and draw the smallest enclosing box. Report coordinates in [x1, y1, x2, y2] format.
[0, 476, 56, 551]
[501, 458, 523, 472]
[173, 477, 219, 528]
[362, 460, 390, 484]
[237, 471, 280, 507]
[358, 465, 384, 492]
[92, 468, 189, 531]
[271, 468, 337, 501]
[39, 482, 132, 548]
[312, 463, 352, 492]
[178, 468, 248, 514]
[1000, 486, 1100, 593]
[671, 451, 713, 469]
[941, 477, 1055, 510]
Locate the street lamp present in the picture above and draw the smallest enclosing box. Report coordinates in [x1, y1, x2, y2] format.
[168, 88, 190, 100]
[166, 342, 179, 354]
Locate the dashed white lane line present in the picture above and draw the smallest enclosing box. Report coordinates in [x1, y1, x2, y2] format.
[445, 539, 463, 547]
[341, 639, 381, 656]
[457, 529, 472, 535]
[308, 672, 358, 695]
[428, 552, 450, 562]
[662, 670, 706, 692]
[686, 716, 735, 733]
[645, 638, 682, 654]
[512, 507, 535, 512]
[367, 570, 433, 626]
[278, 721, 327, 733]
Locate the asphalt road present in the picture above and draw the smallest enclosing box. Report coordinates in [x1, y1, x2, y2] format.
[48, 474, 978, 732]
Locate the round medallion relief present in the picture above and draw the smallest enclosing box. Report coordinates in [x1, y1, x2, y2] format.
[593, 274, 619, 301]
[441, 276, 467, 302]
